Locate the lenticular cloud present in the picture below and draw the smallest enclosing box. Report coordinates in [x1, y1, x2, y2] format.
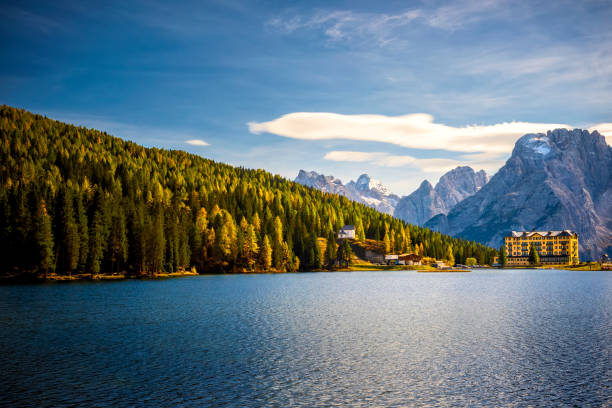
[248, 112, 571, 154]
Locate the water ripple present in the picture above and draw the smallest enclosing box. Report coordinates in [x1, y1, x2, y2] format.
[0, 270, 611, 407]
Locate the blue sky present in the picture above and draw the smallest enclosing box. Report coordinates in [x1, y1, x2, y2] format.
[1, 0, 611, 194]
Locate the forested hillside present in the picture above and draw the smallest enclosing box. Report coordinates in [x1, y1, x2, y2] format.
[0, 106, 497, 277]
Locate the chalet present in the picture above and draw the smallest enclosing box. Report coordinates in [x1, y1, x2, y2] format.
[338, 225, 356, 239]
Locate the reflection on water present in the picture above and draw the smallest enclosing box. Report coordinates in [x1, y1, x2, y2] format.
[0, 269, 611, 407]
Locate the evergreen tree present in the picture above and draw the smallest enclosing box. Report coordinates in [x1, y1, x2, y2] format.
[56, 188, 80, 275]
[195, 208, 208, 235]
[272, 216, 284, 270]
[109, 208, 128, 273]
[88, 192, 109, 276]
[324, 235, 337, 269]
[499, 245, 507, 268]
[246, 224, 259, 270]
[337, 239, 352, 267]
[35, 200, 55, 278]
[311, 234, 322, 270]
[383, 232, 391, 254]
[355, 217, 366, 241]
[75, 193, 89, 272]
[445, 244, 455, 266]
[528, 243, 540, 265]
[260, 234, 272, 271]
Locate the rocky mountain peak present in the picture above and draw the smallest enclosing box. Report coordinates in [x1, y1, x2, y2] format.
[393, 166, 487, 226]
[416, 180, 434, 192]
[426, 128, 612, 260]
[295, 170, 399, 215]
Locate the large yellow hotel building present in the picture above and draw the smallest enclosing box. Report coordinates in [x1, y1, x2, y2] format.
[505, 230, 579, 265]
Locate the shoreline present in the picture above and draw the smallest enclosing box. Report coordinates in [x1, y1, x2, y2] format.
[1, 264, 607, 283]
[0, 271, 199, 283]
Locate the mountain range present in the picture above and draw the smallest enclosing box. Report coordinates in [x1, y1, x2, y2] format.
[296, 129, 612, 260]
[393, 167, 488, 225]
[426, 129, 612, 260]
[295, 171, 400, 215]
[295, 166, 488, 223]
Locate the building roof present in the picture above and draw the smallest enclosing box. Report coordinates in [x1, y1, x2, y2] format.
[341, 225, 355, 230]
[399, 253, 422, 259]
[509, 230, 577, 238]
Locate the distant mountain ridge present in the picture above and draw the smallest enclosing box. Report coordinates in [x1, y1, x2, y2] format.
[295, 170, 400, 215]
[425, 129, 612, 260]
[296, 166, 488, 224]
[393, 166, 488, 225]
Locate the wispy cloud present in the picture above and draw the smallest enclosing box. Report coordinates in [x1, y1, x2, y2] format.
[461, 46, 612, 84]
[267, 9, 420, 45]
[0, 4, 63, 34]
[268, 0, 517, 44]
[248, 112, 570, 154]
[185, 139, 210, 146]
[426, 0, 515, 30]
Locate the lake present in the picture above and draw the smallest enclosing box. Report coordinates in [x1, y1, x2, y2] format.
[0, 269, 610, 407]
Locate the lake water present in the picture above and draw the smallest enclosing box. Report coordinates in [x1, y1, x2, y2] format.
[0, 269, 611, 407]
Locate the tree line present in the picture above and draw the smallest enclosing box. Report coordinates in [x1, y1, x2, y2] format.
[0, 106, 498, 277]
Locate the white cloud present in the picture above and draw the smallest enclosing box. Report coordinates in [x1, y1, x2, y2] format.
[248, 112, 570, 154]
[267, 9, 421, 45]
[185, 139, 210, 146]
[589, 123, 612, 145]
[323, 150, 505, 174]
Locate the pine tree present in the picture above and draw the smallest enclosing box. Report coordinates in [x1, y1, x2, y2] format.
[324, 235, 337, 269]
[272, 216, 284, 270]
[190, 221, 203, 271]
[109, 207, 128, 273]
[311, 234, 322, 270]
[446, 244, 455, 266]
[88, 191, 110, 276]
[246, 224, 259, 270]
[195, 208, 208, 235]
[337, 239, 352, 267]
[260, 234, 272, 271]
[355, 217, 365, 241]
[145, 209, 165, 274]
[383, 232, 391, 254]
[528, 242, 540, 265]
[35, 200, 55, 278]
[56, 188, 79, 275]
[499, 245, 507, 268]
[75, 193, 89, 272]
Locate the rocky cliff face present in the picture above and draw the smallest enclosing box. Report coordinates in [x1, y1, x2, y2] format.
[393, 166, 489, 225]
[425, 129, 612, 260]
[295, 170, 400, 215]
[295, 170, 353, 197]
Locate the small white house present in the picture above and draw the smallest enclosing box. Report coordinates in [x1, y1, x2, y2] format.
[338, 225, 356, 239]
[385, 254, 399, 265]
